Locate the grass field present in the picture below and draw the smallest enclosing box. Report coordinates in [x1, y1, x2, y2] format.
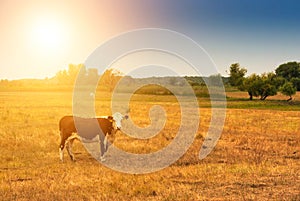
[0, 90, 299, 200]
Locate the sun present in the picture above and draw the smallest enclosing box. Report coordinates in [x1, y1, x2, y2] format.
[35, 21, 63, 48]
[30, 16, 67, 50]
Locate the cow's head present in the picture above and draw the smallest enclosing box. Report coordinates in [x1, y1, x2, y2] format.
[106, 116, 114, 134]
[112, 112, 128, 131]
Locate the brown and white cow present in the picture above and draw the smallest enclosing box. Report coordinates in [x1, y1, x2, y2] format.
[59, 112, 127, 162]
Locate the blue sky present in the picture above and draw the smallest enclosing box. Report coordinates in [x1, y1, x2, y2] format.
[1, 0, 300, 79]
[147, 0, 300, 75]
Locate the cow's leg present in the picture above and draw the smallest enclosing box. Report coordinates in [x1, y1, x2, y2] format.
[59, 131, 67, 162]
[66, 137, 75, 161]
[104, 135, 108, 152]
[59, 131, 72, 162]
[66, 135, 80, 162]
[59, 147, 64, 162]
[98, 133, 106, 161]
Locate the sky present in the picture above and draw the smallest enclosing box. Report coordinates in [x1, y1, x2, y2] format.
[1, 0, 300, 79]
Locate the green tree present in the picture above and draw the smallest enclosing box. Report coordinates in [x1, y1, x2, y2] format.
[228, 63, 247, 87]
[258, 72, 278, 100]
[99, 69, 123, 92]
[280, 82, 297, 101]
[241, 74, 262, 100]
[241, 72, 281, 100]
[291, 77, 300, 91]
[55, 63, 83, 85]
[206, 74, 223, 86]
[275, 61, 300, 82]
[67, 64, 83, 84]
[55, 70, 68, 84]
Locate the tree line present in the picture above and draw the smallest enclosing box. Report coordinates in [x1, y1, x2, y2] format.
[0, 64, 123, 92]
[228, 61, 300, 101]
[55, 64, 123, 92]
[1, 62, 299, 100]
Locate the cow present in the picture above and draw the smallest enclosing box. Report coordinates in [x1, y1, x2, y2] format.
[59, 112, 127, 162]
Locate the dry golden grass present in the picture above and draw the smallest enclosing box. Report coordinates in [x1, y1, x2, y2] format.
[0, 91, 299, 200]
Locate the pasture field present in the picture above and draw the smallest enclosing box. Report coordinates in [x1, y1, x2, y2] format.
[0, 90, 299, 200]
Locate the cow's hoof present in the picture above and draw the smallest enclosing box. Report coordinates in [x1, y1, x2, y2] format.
[100, 156, 106, 162]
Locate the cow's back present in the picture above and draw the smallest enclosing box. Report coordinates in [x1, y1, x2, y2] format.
[71, 117, 112, 139]
[59, 116, 113, 139]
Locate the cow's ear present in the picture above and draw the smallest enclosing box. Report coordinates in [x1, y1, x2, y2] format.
[108, 116, 113, 122]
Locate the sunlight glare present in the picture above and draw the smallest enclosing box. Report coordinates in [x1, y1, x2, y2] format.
[30, 17, 66, 50]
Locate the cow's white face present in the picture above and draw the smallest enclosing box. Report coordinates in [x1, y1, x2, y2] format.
[112, 112, 128, 130]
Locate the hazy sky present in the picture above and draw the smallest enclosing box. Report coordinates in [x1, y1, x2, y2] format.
[1, 0, 300, 79]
